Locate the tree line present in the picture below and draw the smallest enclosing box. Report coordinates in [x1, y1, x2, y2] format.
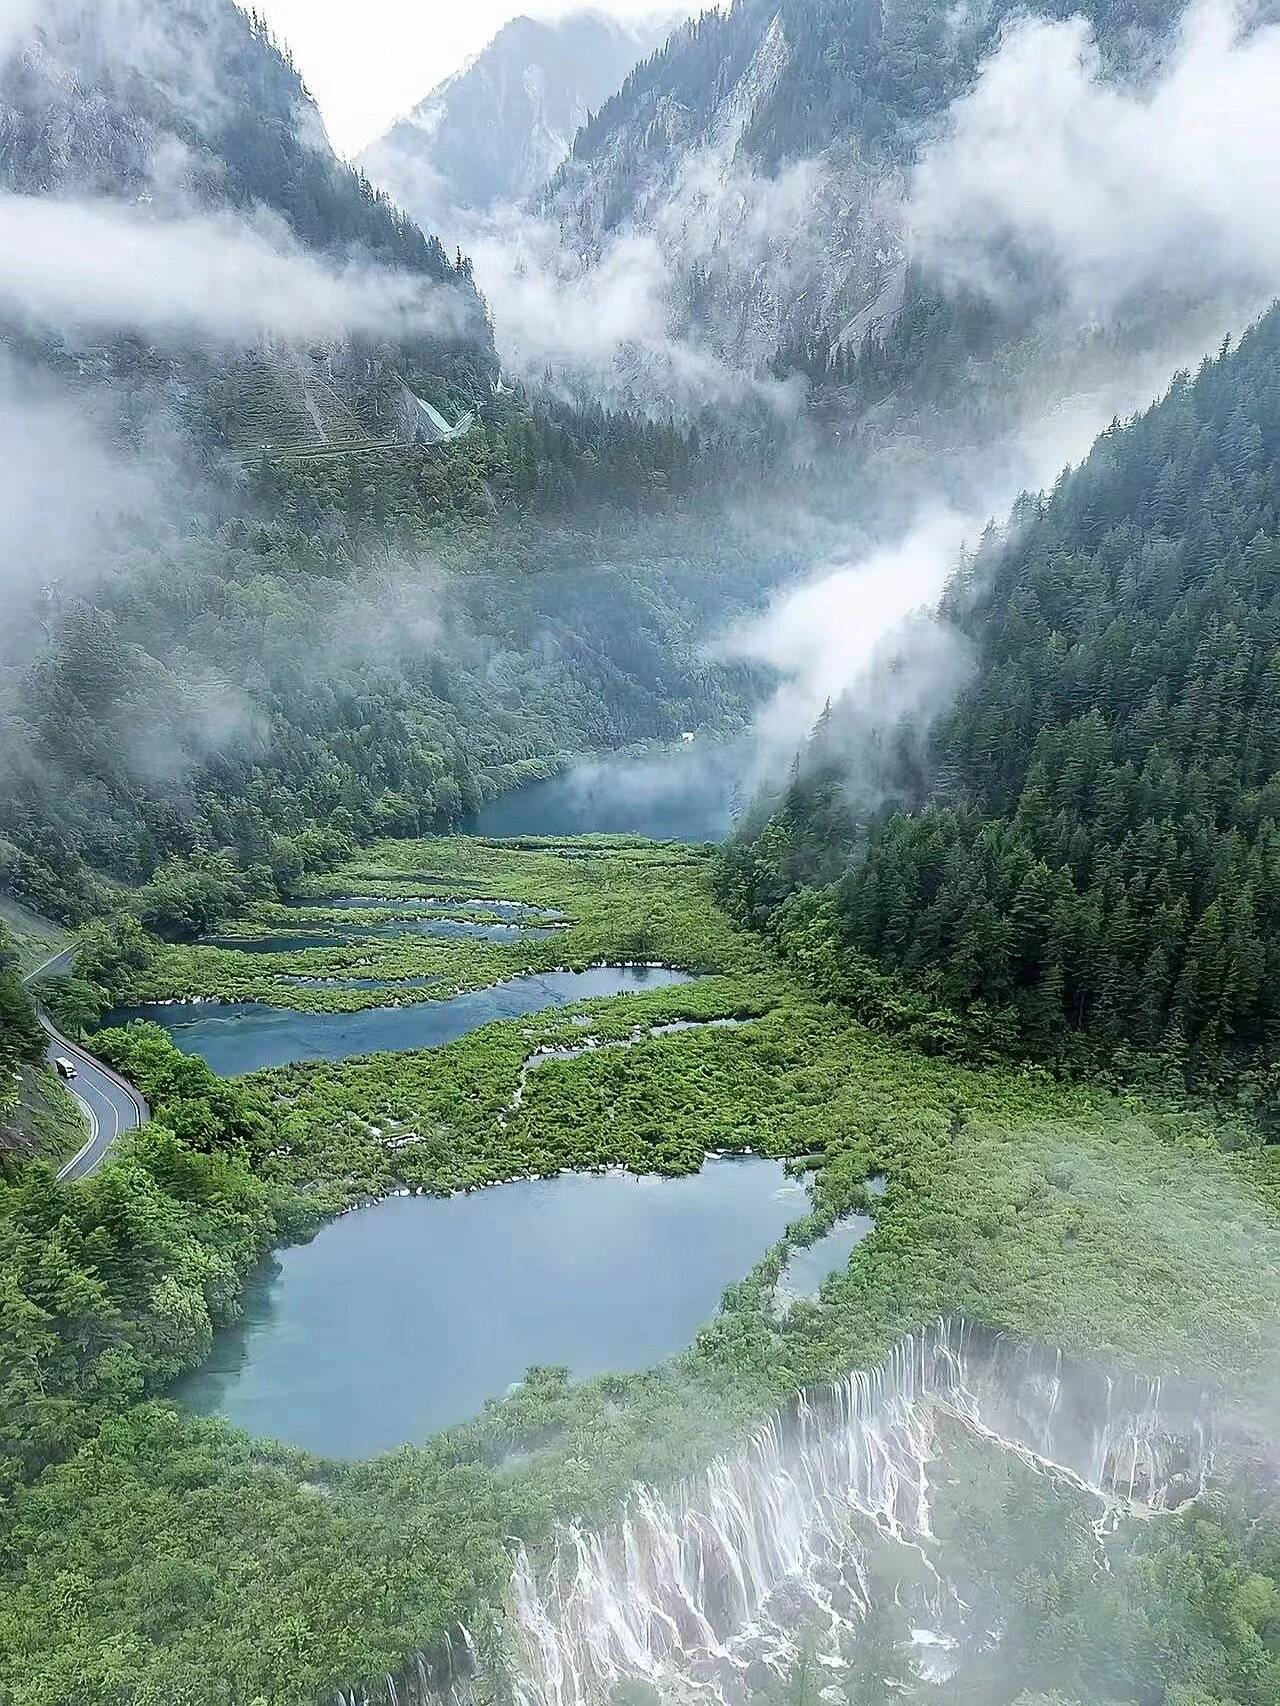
[721, 306, 1280, 1090]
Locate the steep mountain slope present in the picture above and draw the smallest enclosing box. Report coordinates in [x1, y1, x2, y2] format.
[721, 305, 1280, 1083]
[537, 0, 1188, 382]
[361, 11, 667, 243]
[0, 1, 784, 925]
[0, 0, 494, 444]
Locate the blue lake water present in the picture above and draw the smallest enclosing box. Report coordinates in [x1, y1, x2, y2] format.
[173, 1159, 809, 1458]
[469, 744, 746, 842]
[105, 966, 695, 1075]
[775, 1215, 876, 1309]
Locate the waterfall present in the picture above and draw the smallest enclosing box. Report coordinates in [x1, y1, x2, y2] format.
[343, 1319, 1219, 1706]
[503, 1319, 1217, 1706]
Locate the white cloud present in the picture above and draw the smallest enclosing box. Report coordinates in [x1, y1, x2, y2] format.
[909, 0, 1280, 322]
[251, 0, 696, 157]
[0, 0, 37, 59]
[0, 361, 161, 613]
[0, 194, 469, 345]
[470, 207, 808, 414]
[716, 512, 975, 765]
[714, 0, 1280, 773]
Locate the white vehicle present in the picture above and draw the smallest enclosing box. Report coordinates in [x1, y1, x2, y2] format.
[54, 1057, 78, 1082]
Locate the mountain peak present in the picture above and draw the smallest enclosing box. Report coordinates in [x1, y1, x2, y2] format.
[361, 8, 674, 243]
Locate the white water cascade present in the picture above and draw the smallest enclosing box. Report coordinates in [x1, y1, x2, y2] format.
[341, 1318, 1220, 1706]
[503, 1318, 1218, 1706]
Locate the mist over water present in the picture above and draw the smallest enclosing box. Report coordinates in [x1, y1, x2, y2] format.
[466, 745, 747, 842]
[487, 1321, 1222, 1706]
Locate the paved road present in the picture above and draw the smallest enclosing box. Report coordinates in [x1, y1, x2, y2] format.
[41, 1020, 149, 1182]
[19, 950, 149, 1181]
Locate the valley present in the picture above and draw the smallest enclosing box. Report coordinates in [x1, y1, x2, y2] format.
[0, 1, 1278, 1703]
[9, 773, 1272, 1702]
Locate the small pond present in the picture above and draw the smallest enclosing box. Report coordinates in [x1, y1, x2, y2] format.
[173, 1158, 810, 1458]
[105, 966, 696, 1075]
[773, 1179, 886, 1313]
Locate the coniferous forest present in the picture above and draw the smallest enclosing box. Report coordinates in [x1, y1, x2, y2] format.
[724, 309, 1280, 1088]
[1, 1, 1280, 1704]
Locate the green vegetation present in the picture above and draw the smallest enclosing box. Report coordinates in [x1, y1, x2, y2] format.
[2, 492, 780, 930]
[122, 835, 765, 1013]
[760, 1434, 1280, 1706]
[0, 1064, 90, 1175]
[0, 896, 73, 979]
[4, 2, 1276, 1700]
[0, 920, 56, 1165]
[0, 833, 1276, 1702]
[725, 305, 1280, 1099]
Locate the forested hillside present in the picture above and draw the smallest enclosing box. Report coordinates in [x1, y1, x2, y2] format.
[0, 926, 43, 1087]
[1, 5, 1278, 1701]
[721, 306, 1280, 1084]
[1, 0, 492, 401]
[0, 1, 787, 928]
[0, 421, 779, 927]
[0, 0, 496, 474]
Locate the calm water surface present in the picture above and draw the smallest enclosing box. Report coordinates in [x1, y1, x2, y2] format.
[469, 744, 746, 842]
[106, 966, 694, 1075]
[775, 1215, 875, 1309]
[175, 1160, 809, 1457]
[153, 747, 791, 1456]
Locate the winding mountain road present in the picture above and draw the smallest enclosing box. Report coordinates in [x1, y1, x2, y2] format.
[21, 949, 149, 1180]
[42, 1019, 149, 1182]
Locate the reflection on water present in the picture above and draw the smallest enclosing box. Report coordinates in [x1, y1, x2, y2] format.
[173, 1159, 807, 1458]
[469, 743, 747, 842]
[105, 966, 696, 1075]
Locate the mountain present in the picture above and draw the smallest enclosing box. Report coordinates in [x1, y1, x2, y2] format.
[720, 304, 1280, 1085]
[0, 0, 781, 925]
[0, 0, 495, 451]
[361, 11, 669, 243]
[534, 0, 1189, 387]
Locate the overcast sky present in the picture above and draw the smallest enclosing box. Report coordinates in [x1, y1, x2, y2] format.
[253, 1, 694, 157]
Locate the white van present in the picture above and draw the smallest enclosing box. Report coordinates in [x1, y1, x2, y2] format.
[54, 1057, 78, 1081]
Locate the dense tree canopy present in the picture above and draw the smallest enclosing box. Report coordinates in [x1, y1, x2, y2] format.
[724, 306, 1280, 1082]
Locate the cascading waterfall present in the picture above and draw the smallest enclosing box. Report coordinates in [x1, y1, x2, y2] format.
[504, 1319, 1218, 1706]
[341, 1318, 1220, 1706]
